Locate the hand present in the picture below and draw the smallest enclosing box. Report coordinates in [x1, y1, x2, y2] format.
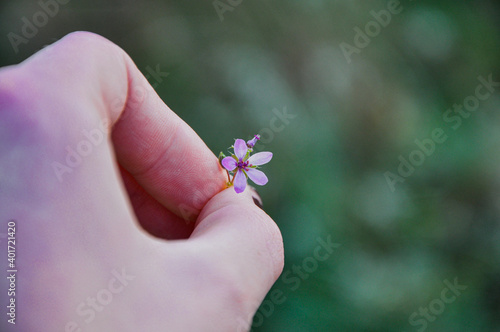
[0, 31, 283, 332]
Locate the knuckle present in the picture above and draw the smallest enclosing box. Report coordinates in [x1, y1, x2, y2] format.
[59, 31, 115, 49]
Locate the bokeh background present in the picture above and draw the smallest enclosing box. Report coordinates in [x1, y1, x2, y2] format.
[1, 0, 500, 331]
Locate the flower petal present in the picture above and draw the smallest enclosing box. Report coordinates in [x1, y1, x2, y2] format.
[246, 168, 268, 186]
[221, 156, 237, 171]
[234, 139, 248, 160]
[248, 152, 273, 166]
[233, 169, 247, 193]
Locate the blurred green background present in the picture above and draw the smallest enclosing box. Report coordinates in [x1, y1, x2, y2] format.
[1, 0, 500, 331]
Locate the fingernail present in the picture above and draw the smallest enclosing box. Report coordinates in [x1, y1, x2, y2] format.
[249, 186, 263, 209]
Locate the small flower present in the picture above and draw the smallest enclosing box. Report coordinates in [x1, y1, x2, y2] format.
[221, 137, 272, 194]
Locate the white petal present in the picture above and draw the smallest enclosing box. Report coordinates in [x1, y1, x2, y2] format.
[222, 157, 237, 171]
[248, 152, 273, 166]
[233, 169, 247, 193]
[246, 168, 268, 186]
[234, 139, 248, 160]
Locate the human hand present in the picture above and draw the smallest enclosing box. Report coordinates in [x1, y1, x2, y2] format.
[0, 31, 283, 331]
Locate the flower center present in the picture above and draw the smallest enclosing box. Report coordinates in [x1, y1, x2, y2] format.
[238, 160, 250, 171]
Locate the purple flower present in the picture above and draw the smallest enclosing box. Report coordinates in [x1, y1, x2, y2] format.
[221, 138, 273, 194]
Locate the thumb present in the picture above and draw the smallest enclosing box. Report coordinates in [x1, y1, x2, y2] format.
[190, 187, 284, 315]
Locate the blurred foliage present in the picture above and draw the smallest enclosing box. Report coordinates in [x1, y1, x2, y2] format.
[1, 0, 500, 331]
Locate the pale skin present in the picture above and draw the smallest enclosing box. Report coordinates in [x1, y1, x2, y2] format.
[0, 32, 284, 331]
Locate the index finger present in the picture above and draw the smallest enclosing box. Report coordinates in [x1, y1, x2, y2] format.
[22, 31, 226, 221]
